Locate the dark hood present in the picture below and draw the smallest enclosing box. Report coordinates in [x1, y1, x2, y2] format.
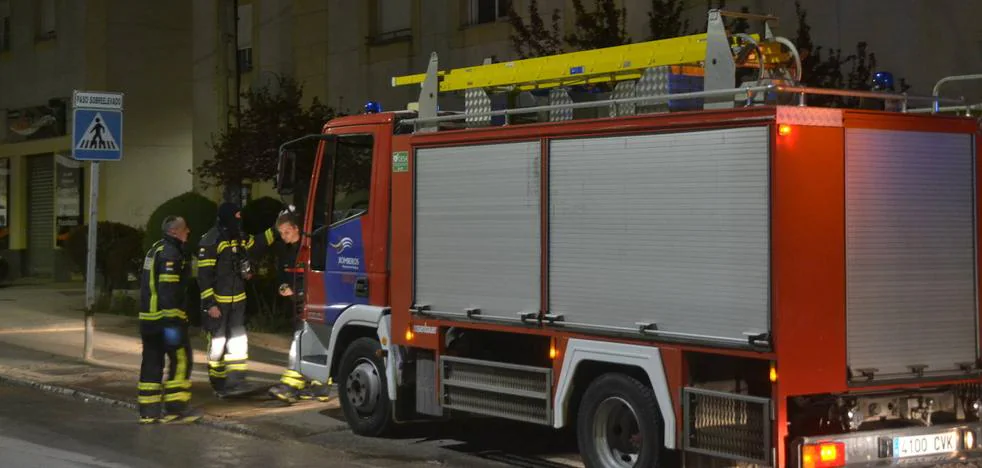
[216, 202, 242, 238]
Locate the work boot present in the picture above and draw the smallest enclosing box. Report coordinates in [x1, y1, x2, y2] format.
[268, 383, 299, 404]
[215, 368, 247, 397]
[137, 382, 163, 424]
[216, 377, 257, 398]
[298, 379, 331, 402]
[162, 407, 203, 425]
[138, 415, 161, 425]
[207, 361, 226, 393]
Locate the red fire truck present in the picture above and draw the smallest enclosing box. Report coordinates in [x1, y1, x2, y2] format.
[274, 10, 982, 468]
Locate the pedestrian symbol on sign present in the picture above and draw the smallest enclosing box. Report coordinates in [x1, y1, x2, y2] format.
[76, 112, 119, 151]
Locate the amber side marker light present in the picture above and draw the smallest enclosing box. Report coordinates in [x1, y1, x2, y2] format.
[549, 339, 558, 360]
[778, 124, 793, 136]
[405, 329, 414, 341]
[801, 441, 845, 468]
[769, 363, 778, 383]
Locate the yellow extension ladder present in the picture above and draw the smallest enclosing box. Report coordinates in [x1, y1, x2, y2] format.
[392, 9, 802, 129]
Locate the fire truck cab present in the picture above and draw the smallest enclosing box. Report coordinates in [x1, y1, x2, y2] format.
[275, 9, 982, 468]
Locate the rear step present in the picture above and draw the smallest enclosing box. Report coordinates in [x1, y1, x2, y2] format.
[440, 356, 553, 426]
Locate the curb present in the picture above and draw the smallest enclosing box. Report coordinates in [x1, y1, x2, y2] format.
[0, 372, 272, 440]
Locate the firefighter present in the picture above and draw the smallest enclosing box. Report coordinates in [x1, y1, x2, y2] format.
[138, 215, 201, 424]
[197, 202, 279, 396]
[267, 207, 331, 404]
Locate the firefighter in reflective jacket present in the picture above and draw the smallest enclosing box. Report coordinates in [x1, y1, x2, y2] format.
[267, 207, 331, 404]
[197, 202, 279, 396]
[138, 215, 201, 424]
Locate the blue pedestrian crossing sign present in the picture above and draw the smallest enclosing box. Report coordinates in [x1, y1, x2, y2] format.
[72, 91, 123, 161]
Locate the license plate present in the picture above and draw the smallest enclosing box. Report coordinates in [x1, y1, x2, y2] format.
[892, 431, 959, 458]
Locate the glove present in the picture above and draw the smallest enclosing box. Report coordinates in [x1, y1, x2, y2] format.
[201, 307, 220, 334]
[162, 326, 182, 347]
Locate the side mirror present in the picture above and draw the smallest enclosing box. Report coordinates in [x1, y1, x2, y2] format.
[276, 149, 297, 195]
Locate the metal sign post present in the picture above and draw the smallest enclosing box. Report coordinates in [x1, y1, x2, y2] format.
[72, 90, 124, 361]
[84, 162, 99, 359]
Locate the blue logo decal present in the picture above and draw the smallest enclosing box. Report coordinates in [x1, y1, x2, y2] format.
[330, 237, 354, 255]
[324, 217, 368, 316]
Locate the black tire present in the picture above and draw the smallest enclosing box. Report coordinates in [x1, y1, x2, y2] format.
[577, 373, 663, 468]
[337, 337, 392, 436]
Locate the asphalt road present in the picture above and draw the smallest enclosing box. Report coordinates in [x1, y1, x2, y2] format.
[0, 382, 585, 468]
[0, 382, 550, 468]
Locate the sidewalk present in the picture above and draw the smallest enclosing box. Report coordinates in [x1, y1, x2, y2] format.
[0, 282, 348, 440]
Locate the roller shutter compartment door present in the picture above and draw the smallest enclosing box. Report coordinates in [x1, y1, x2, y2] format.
[27, 155, 55, 277]
[414, 141, 541, 319]
[548, 126, 771, 345]
[846, 129, 976, 380]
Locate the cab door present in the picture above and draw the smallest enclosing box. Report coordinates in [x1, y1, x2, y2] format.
[305, 129, 382, 324]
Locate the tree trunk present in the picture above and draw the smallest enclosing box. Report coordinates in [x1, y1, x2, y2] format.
[223, 183, 242, 205]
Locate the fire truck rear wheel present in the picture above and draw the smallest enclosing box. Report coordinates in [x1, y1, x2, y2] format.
[338, 337, 392, 436]
[576, 373, 662, 468]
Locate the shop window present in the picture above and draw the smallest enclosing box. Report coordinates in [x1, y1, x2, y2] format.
[0, 158, 9, 251]
[55, 155, 82, 248]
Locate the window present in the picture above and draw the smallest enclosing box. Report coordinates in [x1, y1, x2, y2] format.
[54, 155, 82, 248]
[329, 135, 374, 225]
[374, 0, 411, 41]
[0, 0, 10, 52]
[36, 0, 55, 40]
[309, 134, 374, 271]
[236, 3, 253, 72]
[0, 158, 8, 251]
[467, 0, 510, 26]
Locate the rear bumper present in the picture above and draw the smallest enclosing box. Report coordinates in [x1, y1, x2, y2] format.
[794, 422, 982, 467]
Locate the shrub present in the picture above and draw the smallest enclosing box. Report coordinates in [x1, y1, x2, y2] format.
[245, 276, 295, 333]
[63, 222, 145, 294]
[144, 191, 218, 254]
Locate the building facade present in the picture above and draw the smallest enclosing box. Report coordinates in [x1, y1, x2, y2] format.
[0, 0, 193, 280]
[1, 0, 979, 280]
[190, 0, 981, 200]
[196, 0, 982, 119]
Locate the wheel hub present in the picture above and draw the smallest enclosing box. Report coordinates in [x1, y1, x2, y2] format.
[345, 359, 380, 413]
[593, 396, 642, 467]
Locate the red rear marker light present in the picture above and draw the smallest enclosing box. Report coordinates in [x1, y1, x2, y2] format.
[778, 124, 793, 136]
[802, 442, 845, 468]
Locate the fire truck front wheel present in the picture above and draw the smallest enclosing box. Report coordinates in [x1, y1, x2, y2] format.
[337, 337, 392, 437]
[577, 373, 663, 468]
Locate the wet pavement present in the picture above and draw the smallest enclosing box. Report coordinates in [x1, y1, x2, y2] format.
[0, 382, 514, 468]
[0, 283, 584, 467]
